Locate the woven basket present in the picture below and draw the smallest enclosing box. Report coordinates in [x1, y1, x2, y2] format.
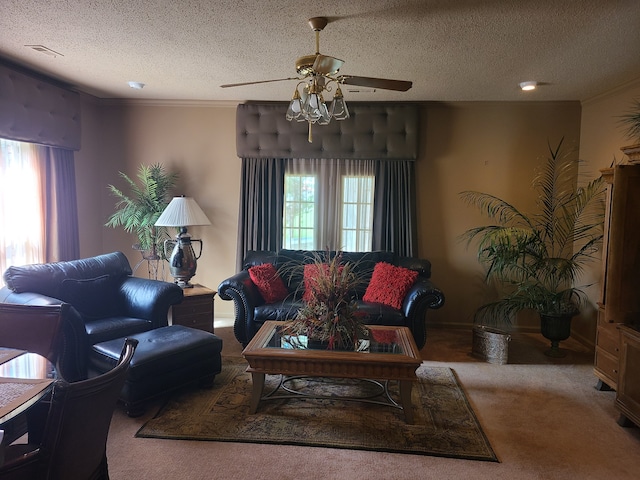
[472, 326, 511, 365]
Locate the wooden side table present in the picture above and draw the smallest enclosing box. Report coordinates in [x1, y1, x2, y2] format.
[170, 284, 216, 333]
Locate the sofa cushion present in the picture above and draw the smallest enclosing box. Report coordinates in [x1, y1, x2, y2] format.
[254, 299, 304, 322]
[363, 262, 418, 310]
[248, 263, 289, 303]
[3, 251, 132, 298]
[355, 301, 406, 325]
[59, 275, 120, 319]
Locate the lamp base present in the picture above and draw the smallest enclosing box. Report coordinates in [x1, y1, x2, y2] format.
[175, 280, 195, 289]
[164, 231, 200, 289]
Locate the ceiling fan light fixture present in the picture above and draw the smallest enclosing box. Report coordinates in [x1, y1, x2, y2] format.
[301, 83, 324, 122]
[519, 81, 537, 91]
[286, 88, 304, 121]
[330, 86, 350, 120]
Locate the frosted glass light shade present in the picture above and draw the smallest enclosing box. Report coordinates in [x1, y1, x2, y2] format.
[155, 196, 211, 227]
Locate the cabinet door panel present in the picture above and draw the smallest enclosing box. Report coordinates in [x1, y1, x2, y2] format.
[605, 165, 640, 324]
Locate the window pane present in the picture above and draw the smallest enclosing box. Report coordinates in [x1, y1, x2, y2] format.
[0, 139, 43, 272]
[283, 174, 316, 250]
[341, 175, 374, 252]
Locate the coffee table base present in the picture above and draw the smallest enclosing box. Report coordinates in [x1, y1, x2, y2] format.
[249, 372, 415, 423]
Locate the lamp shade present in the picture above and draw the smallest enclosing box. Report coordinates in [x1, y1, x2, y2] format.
[155, 196, 211, 227]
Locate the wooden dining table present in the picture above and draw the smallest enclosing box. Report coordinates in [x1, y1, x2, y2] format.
[0, 348, 55, 427]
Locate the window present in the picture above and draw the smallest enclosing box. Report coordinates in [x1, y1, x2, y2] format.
[341, 176, 374, 251]
[283, 175, 316, 250]
[283, 159, 375, 252]
[0, 139, 44, 273]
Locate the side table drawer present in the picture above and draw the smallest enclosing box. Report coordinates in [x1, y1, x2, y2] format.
[170, 284, 215, 334]
[173, 299, 213, 317]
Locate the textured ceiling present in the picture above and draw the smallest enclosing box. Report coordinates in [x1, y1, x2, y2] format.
[2, 0, 640, 102]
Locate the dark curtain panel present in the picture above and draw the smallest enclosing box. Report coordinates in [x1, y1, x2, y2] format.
[372, 160, 417, 257]
[39, 146, 80, 261]
[236, 157, 285, 271]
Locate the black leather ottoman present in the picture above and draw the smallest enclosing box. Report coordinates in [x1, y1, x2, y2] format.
[90, 325, 223, 417]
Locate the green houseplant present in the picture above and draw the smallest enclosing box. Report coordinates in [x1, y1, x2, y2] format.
[460, 138, 606, 357]
[279, 252, 370, 350]
[105, 163, 178, 263]
[617, 98, 640, 162]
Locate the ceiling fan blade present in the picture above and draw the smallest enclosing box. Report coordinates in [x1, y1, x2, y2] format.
[340, 76, 413, 92]
[220, 77, 299, 88]
[312, 54, 344, 76]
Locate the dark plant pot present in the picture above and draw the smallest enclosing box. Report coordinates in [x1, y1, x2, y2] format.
[540, 312, 574, 358]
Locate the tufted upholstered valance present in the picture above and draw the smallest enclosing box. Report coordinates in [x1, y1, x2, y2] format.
[236, 101, 419, 160]
[0, 62, 81, 151]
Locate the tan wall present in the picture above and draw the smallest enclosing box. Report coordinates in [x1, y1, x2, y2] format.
[416, 101, 582, 332]
[75, 100, 240, 319]
[75, 98, 597, 330]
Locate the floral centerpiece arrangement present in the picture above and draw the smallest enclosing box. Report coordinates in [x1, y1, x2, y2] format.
[280, 252, 370, 350]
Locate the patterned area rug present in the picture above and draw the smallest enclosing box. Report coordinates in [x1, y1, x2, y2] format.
[136, 357, 498, 462]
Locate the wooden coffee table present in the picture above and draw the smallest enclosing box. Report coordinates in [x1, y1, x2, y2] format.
[242, 321, 422, 423]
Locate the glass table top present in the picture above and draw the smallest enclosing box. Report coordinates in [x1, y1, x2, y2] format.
[264, 324, 405, 355]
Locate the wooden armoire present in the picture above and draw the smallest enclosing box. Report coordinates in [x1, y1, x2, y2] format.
[595, 164, 640, 423]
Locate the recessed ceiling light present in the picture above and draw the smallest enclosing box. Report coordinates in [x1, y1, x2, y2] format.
[128, 81, 145, 90]
[519, 81, 537, 91]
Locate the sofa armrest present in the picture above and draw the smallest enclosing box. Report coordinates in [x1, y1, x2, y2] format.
[402, 278, 445, 349]
[403, 277, 445, 313]
[118, 278, 184, 329]
[218, 271, 265, 345]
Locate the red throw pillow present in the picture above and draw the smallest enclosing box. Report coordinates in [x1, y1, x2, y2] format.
[302, 263, 346, 303]
[302, 263, 328, 303]
[248, 263, 289, 303]
[363, 262, 418, 310]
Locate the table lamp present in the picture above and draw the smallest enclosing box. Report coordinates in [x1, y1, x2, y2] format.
[155, 196, 211, 288]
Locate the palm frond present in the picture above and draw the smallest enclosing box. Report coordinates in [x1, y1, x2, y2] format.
[460, 138, 605, 326]
[105, 163, 178, 253]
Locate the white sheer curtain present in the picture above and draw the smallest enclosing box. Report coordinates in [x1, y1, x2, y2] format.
[0, 139, 45, 274]
[285, 158, 375, 251]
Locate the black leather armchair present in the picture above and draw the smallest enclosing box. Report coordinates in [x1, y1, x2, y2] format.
[218, 249, 445, 349]
[0, 252, 183, 381]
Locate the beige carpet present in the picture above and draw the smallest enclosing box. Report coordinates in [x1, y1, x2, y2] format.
[136, 357, 497, 461]
[104, 324, 640, 480]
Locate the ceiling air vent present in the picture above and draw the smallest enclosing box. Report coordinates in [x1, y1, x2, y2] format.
[25, 45, 64, 58]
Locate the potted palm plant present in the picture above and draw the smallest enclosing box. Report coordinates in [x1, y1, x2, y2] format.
[105, 163, 178, 273]
[618, 98, 640, 162]
[460, 138, 606, 358]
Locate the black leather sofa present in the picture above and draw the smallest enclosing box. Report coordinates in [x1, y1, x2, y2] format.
[0, 251, 184, 381]
[218, 249, 445, 349]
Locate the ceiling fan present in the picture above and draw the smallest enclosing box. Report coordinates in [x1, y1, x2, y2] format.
[221, 17, 413, 142]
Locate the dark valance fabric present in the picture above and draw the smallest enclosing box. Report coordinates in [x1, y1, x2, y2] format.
[0, 62, 81, 151]
[236, 102, 419, 160]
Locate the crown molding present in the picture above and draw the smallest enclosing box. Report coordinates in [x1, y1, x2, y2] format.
[96, 98, 240, 108]
[582, 77, 640, 106]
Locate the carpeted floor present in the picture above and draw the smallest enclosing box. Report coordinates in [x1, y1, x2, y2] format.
[136, 357, 497, 462]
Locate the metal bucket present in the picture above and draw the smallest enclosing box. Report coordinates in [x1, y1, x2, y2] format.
[472, 325, 511, 365]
